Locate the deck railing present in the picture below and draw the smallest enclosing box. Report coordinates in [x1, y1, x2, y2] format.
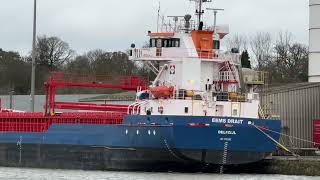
[130, 48, 240, 64]
[243, 71, 266, 85]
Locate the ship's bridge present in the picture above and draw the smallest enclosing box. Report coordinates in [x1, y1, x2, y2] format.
[129, 29, 239, 65]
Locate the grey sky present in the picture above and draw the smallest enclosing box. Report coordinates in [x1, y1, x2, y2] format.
[0, 0, 309, 56]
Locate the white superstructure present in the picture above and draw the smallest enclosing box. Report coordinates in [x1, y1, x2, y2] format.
[129, 1, 266, 119]
[309, 0, 320, 82]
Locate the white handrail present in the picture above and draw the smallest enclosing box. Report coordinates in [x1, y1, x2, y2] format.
[128, 100, 149, 115]
[127, 102, 139, 114]
[137, 100, 149, 115]
[130, 48, 240, 64]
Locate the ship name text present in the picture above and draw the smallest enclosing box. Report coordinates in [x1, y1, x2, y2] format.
[212, 118, 243, 124]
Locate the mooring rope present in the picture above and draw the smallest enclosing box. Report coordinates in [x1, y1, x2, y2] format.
[256, 125, 320, 146]
[253, 125, 299, 157]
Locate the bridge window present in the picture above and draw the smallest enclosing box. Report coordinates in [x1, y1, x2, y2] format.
[163, 39, 169, 47]
[213, 40, 220, 50]
[156, 39, 162, 48]
[171, 38, 180, 47]
[150, 39, 156, 47]
[149, 38, 180, 48]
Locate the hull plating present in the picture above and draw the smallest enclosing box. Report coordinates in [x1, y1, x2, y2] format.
[0, 115, 281, 169]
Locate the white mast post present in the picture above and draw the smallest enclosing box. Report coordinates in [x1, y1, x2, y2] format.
[206, 8, 224, 33]
[157, 2, 160, 32]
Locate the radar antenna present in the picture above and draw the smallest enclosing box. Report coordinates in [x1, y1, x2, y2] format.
[206, 8, 224, 33]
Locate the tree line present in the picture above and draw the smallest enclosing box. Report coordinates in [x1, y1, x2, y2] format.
[0, 31, 309, 95]
[226, 31, 309, 85]
[0, 36, 151, 95]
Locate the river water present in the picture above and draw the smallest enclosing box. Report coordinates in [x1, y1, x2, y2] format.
[0, 167, 318, 180]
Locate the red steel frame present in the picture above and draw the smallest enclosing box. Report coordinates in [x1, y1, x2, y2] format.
[44, 72, 148, 115]
[0, 112, 125, 132]
[214, 61, 239, 85]
[0, 72, 148, 133]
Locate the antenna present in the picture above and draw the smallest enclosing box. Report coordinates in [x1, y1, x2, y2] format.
[190, 0, 212, 30]
[206, 8, 224, 33]
[157, 2, 161, 32]
[167, 16, 185, 32]
[197, 0, 203, 26]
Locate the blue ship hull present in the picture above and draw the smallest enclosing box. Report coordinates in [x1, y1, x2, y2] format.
[0, 115, 281, 170]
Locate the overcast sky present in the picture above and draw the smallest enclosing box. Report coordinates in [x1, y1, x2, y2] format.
[0, 0, 309, 56]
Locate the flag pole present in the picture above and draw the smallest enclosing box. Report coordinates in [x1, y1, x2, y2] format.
[30, 0, 37, 112]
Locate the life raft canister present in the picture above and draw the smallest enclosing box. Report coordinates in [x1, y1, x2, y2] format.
[150, 86, 174, 99]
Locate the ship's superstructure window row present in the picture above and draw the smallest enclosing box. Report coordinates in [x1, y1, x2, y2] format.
[150, 38, 180, 48]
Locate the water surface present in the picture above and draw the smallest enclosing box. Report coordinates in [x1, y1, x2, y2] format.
[0, 167, 318, 180]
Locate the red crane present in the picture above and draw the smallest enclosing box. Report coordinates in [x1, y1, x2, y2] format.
[44, 72, 149, 115]
[0, 73, 149, 133]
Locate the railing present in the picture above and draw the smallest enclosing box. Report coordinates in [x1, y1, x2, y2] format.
[50, 72, 148, 88]
[219, 71, 238, 82]
[159, 18, 229, 35]
[127, 100, 148, 115]
[45, 72, 149, 115]
[173, 90, 248, 102]
[130, 48, 241, 64]
[243, 71, 266, 85]
[214, 92, 247, 102]
[0, 112, 125, 132]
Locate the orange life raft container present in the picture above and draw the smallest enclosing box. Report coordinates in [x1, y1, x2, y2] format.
[149, 86, 174, 99]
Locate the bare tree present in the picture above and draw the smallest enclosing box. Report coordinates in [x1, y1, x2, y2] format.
[250, 32, 273, 69]
[258, 31, 308, 84]
[86, 49, 105, 64]
[225, 34, 248, 51]
[36, 36, 74, 70]
[272, 31, 308, 83]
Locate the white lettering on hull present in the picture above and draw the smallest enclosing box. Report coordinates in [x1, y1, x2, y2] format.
[218, 130, 237, 135]
[220, 138, 232, 141]
[212, 118, 244, 124]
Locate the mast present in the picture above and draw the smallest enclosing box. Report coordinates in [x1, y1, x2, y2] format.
[157, 2, 160, 32]
[30, 0, 37, 112]
[206, 8, 224, 33]
[167, 16, 184, 32]
[191, 0, 212, 30]
[197, 0, 202, 26]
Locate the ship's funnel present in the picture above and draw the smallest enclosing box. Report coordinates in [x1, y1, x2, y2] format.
[309, 0, 320, 82]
